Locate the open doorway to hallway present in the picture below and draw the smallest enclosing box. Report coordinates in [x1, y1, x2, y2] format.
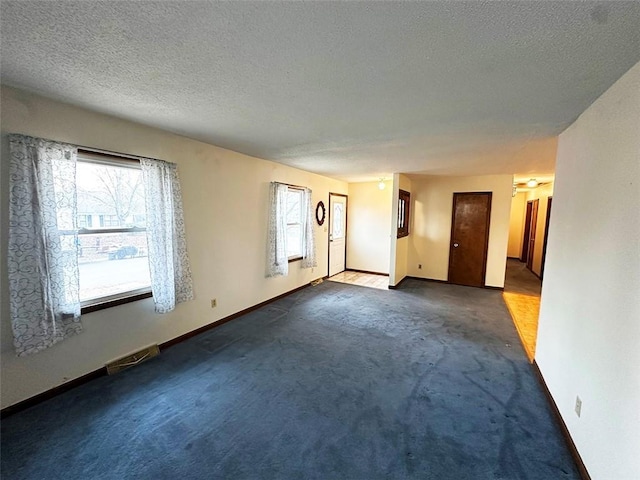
[504, 176, 554, 362]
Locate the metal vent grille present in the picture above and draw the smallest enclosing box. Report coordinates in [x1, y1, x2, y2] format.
[106, 344, 160, 375]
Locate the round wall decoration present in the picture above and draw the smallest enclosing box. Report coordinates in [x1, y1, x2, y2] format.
[316, 201, 326, 226]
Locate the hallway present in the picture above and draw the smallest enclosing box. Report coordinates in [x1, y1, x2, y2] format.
[504, 258, 541, 296]
[503, 259, 542, 362]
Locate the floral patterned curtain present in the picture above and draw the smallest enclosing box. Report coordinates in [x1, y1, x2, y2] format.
[8, 134, 83, 356]
[140, 158, 193, 313]
[301, 188, 317, 269]
[266, 182, 289, 277]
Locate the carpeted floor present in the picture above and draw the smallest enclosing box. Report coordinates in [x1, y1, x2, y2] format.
[504, 258, 542, 296]
[1, 280, 579, 479]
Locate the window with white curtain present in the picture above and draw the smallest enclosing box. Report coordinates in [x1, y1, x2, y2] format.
[266, 182, 316, 278]
[8, 134, 193, 356]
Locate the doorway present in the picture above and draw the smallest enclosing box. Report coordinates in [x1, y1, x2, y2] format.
[504, 196, 553, 362]
[447, 192, 492, 288]
[328, 193, 347, 277]
[522, 199, 539, 272]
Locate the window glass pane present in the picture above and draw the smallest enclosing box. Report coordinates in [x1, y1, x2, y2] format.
[333, 203, 344, 239]
[76, 161, 146, 228]
[77, 160, 151, 302]
[286, 189, 302, 224]
[286, 224, 302, 258]
[78, 231, 150, 301]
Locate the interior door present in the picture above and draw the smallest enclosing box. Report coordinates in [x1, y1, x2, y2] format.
[448, 192, 492, 287]
[328, 193, 347, 277]
[526, 199, 539, 271]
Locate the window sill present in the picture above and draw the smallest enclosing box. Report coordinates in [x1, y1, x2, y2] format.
[81, 290, 152, 314]
[288, 256, 303, 263]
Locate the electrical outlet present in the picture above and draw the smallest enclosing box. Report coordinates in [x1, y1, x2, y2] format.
[211, 298, 217, 308]
[418, 264, 422, 269]
[575, 396, 582, 417]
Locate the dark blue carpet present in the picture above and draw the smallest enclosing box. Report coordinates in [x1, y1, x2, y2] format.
[1, 279, 579, 479]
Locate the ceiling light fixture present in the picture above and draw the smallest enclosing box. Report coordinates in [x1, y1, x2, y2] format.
[526, 178, 538, 188]
[378, 178, 385, 190]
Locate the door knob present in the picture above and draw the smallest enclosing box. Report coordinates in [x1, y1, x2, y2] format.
[453, 243, 459, 247]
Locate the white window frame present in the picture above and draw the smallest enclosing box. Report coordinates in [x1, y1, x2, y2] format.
[76, 151, 151, 308]
[286, 186, 305, 261]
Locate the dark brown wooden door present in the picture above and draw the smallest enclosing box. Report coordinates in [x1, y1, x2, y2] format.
[526, 199, 539, 271]
[448, 192, 492, 287]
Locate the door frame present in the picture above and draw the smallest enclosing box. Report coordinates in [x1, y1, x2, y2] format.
[327, 193, 348, 277]
[521, 201, 533, 262]
[447, 191, 492, 288]
[540, 196, 553, 280]
[525, 199, 539, 271]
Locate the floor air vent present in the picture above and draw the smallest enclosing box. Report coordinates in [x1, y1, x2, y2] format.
[106, 344, 160, 375]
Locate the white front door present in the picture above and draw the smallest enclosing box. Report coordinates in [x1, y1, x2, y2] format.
[329, 194, 347, 277]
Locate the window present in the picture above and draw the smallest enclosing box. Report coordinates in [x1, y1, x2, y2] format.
[332, 201, 344, 240]
[286, 187, 304, 260]
[77, 214, 92, 229]
[397, 189, 410, 238]
[100, 214, 119, 228]
[76, 152, 151, 305]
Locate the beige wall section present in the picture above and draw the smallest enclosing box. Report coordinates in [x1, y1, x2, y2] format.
[525, 183, 554, 276]
[389, 174, 411, 286]
[407, 174, 512, 288]
[346, 180, 392, 274]
[0, 86, 348, 408]
[536, 62, 640, 480]
[507, 192, 526, 258]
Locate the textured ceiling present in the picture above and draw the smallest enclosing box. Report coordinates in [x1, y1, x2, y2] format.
[1, 1, 639, 182]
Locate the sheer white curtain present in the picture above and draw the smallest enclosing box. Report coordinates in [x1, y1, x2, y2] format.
[8, 134, 82, 356]
[140, 158, 194, 313]
[266, 182, 289, 277]
[301, 188, 317, 268]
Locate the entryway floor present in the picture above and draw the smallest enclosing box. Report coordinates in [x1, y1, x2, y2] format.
[328, 270, 389, 290]
[503, 259, 542, 362]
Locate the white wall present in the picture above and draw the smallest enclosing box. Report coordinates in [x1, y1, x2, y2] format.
[346, 180, 392, 274]
[407, 175, 512, 288]
[507, 192, 526, 258]
[536, 62, 640, 480]
[0, 86, 348, 408]
[389, 174, 412, 286]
